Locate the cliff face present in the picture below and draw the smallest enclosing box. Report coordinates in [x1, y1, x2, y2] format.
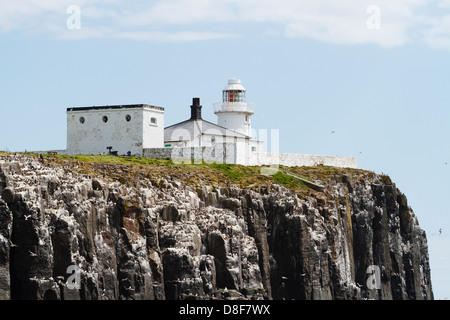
[0, 155, 433, 300]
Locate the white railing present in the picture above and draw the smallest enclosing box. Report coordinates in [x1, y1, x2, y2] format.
[213, 102, 255, 114]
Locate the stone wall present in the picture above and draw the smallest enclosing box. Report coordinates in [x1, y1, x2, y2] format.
[143, 145, 357, 169]
[250, 152, 357, 169]
[143, 143, 237, 164]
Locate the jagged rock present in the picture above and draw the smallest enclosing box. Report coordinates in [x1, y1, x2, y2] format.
[0, 155, 433, 300]
[0, 200, 12, 300]
[1, 188, 14, 205]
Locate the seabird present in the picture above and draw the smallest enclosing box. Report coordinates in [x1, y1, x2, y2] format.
[29, 250, 38, 257]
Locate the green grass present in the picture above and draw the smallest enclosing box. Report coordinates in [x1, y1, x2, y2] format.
[53, 154, 174, 166]
[380, 174, 392, 185]
[1, 153, 383, 197]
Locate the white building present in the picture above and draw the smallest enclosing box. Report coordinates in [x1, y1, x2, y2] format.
[62, 79, 357, 168]
[66, 104, 164, 156]
[160, 81, 263, 165]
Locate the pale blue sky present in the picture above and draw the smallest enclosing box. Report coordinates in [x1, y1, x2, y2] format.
[1, 0, 449, 299]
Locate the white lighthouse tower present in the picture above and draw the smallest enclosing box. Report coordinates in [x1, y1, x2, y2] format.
[214, 79, 255, 137]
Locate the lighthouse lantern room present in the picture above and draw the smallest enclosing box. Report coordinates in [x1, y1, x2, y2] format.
[214, 79, 255, 137]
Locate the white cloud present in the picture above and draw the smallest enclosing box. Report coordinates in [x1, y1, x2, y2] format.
[423, 15, 450, 49]
[117, 0, 235, 26]
[438, 0, 450, 8]
[114, 31, 240, 42]
[238, 0, 424, 47]
[53, 28, 239, 42]
[1, 0, 450, 49]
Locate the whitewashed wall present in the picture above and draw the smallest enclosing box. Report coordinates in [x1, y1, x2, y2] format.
[142, 108, 165, 149]
[251, 152, 357, 168]
[143, 145, 357, 168]
[143, 143, 236, 164]
[67, 106, 164, 156]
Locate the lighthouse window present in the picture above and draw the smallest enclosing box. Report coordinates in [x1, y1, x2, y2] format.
[150, 117, 157, 125]
[125, 114, 131, 122]
[239, 91, 245, 102]
[102, 116, 108, 123]
[79, 117, 85, 124]
[224, 90, 245, 102]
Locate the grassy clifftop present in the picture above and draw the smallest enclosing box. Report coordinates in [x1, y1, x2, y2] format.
[1, 153, 388, 198]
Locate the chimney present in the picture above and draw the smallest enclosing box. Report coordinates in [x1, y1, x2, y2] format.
[190, 97, 202, 120]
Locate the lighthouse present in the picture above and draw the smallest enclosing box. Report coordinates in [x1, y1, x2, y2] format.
[214, 79, 255, 137]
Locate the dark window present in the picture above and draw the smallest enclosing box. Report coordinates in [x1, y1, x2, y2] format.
[79, 117, 85, 124]
[151, 117, 157, 124]
[102, 116, 108, 123]
[125, 114, 131, 122]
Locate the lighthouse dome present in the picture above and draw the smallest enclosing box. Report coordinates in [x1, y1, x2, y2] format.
[223, 78, 246, 91]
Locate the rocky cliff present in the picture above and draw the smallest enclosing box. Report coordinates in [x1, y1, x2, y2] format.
[0, 154, 433, 300]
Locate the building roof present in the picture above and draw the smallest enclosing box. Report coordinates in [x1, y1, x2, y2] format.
[164, 118, 250, 142]
[67, 104, 164, 112]
[223, 78, 246, 91]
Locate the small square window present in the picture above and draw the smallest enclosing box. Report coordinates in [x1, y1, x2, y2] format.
[251, 147, 256, 152]
[150, 117, 157, 125]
